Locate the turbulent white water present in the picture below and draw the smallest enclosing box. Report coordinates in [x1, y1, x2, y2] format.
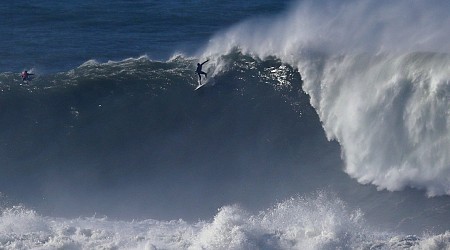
[1, 193, 448, 249]
[2, 0, 450, 248]
[201, 0, 450, 196]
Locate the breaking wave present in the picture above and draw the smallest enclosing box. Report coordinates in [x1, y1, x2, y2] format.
[200, 0, 450, 196]
[1, 193, 449, 249]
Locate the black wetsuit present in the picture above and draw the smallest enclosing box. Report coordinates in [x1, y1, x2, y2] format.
[196, 60, 209, 83]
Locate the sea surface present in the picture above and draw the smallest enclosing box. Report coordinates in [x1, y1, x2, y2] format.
[1, 0, 450, 249]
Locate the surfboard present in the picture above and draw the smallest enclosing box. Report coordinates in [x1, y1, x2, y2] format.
[195, 82, 207, 90]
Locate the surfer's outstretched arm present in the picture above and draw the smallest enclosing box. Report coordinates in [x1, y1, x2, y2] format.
[201, 59, 209, 65]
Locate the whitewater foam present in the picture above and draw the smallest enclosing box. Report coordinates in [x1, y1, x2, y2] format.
[2, 193, 448, 249]
[200, 0, 450, 196]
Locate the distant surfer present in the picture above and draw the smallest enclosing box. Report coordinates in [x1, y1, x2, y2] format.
[196, 59, 209, 84]
[21, 70, 34, 82]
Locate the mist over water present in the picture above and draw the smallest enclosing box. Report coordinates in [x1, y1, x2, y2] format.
[3, 193, 450, 249]
[1, 0, 450, 248]
[202, 0, 450, 196]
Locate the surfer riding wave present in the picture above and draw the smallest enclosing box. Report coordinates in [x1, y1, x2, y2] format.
[196, 59, 209, 84]
[21, 70, 34, 82]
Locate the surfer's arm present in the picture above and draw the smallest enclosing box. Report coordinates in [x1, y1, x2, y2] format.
[201, 59, 209, 65]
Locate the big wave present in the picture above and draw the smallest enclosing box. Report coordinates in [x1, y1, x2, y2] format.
[199, 0, 450, 196]
[0, 53, 322, 222]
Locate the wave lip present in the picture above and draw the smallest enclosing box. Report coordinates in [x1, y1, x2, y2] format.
[200, 0, 450, 196]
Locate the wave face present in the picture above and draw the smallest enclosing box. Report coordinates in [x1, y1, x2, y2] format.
[1, 55, 333, 221]
[2, 0, 450, 247]
[1, 53, 449, 248]
[201, 0, 450, 196]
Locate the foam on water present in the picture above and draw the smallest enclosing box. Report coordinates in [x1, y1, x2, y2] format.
[201, 0, 450, 196]
[1, 193, 448, 249]
[2, 1, 450, 245]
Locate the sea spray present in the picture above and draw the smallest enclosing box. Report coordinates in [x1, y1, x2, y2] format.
[2, 193, 448, 249]
[201, 0, 450, 196]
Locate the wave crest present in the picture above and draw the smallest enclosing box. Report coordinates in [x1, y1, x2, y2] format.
[201, 0, 450, 196]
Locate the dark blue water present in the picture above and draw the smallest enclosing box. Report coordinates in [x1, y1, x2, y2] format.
[1, 1, 289, 72]
[1, 0, 450, 248]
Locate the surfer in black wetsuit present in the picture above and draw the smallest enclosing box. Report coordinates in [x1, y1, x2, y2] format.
[21, 70, 34, 82]
[196, 59, 209, 83]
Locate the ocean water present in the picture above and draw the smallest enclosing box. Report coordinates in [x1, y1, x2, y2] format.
[1, 0, 450, 249]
